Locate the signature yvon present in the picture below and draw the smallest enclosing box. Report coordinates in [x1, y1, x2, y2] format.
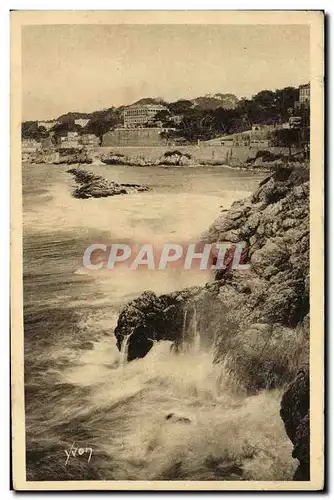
[65, 443, 93, 465]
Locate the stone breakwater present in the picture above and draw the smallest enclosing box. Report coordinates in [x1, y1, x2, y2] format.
[67, 167, 151, 199]
[114, 163, 310, 479]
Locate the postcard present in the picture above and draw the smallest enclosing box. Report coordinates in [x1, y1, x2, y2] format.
[11, 10, 324, 491]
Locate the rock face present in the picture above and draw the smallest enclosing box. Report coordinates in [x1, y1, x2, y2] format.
[25, 148, 93, 165]
[101, 153, 139, 166]
[67, 167, 151, 199]
[114, 163, 310, 479]
[202, 164, 310, 358]
[115, 164, 309, 375]
[280, 369, 310, 480]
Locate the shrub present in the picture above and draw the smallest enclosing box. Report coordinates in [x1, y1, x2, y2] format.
[164, 150, 192, 159]
[254, 150, 284, 162]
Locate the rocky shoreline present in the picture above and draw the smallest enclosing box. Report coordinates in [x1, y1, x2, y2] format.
[23, 148, 93, 165]
[67, 167, 151, 199]
[23, 146, 305, 172]
[114, 162, 310, 479]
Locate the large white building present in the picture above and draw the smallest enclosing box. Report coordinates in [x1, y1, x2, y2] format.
[80, 134, 100, 146]
[22, 139, 42, 152]
[299, 83, 310, 105]
[123, 104, 167, 128]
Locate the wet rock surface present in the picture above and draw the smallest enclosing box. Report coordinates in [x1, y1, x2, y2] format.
[280, 368, 310, 480]
[25, 148, 93, 165]
[67, 167, 151, 199]
[114, 287, 220, 360]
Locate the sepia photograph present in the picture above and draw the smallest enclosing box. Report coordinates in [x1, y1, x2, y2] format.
[11, 10, 324, 491]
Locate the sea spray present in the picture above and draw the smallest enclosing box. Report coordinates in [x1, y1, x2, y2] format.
[82, 341, 296, 481]
[23, 163, 275, 481]
[119, 332, 133, 367]
[182, 308, 188, 346]
[180, 305, 200, 354]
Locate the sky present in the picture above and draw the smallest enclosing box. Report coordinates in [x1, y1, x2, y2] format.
[22, 24, 310, 121]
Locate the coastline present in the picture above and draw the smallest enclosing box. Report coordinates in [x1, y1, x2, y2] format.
[22, 143, 302, 172]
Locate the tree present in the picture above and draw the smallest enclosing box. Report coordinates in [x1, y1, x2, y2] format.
[83, 116, 119, 143]
[168, 100, 194, 115]
[271, 128, 301, 157]
[21, 121, 48, 141]
[51, 121, 82, 137]
[274, 87, 299, 121]
[154, 109, 173, 127]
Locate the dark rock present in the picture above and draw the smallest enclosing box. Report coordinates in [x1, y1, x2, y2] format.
[159, 151, 194, 166]
[165, 413, 192, 424]
[27, 148, 93, 165]
[67, 167, 150, 199]
[280, 369, 310, 480]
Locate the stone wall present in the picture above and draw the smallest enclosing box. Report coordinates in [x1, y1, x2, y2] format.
[98, 144, 295, 165]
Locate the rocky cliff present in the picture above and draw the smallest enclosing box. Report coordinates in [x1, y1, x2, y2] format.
[114, 162, 310, 478]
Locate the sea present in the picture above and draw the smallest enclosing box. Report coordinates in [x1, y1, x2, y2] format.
[22, 162, 297, 481]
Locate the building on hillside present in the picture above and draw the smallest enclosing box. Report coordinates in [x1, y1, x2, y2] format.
[80, 133, 100, 146]
[41, 135, 57, 149]
[75, 118, 90, 128]
[288, 116, 302, 129]
[22, 139, 42, 152]
[38, 120, 59, 131]
[67, 131, 79, 139]
[59, 132, 81, 149]
[59, 139, 81, 149]
[123, 104, 167, 128]
[299, 83, 310, 105]
[170, 115, 183, 126]
[204, 132, 269, 148]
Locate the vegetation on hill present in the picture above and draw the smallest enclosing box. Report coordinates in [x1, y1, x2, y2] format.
[21, 121, 49, 142]
[22, 86, 309, 149]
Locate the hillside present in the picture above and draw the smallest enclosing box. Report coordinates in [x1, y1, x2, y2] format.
[193, 94, 239, 110]
[22, 85, 308, 148]
[56, 111, 92, 122]
[55, 93, 239, 122]
[56, 107, 119, 123]
[127, 97, 166, 107]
